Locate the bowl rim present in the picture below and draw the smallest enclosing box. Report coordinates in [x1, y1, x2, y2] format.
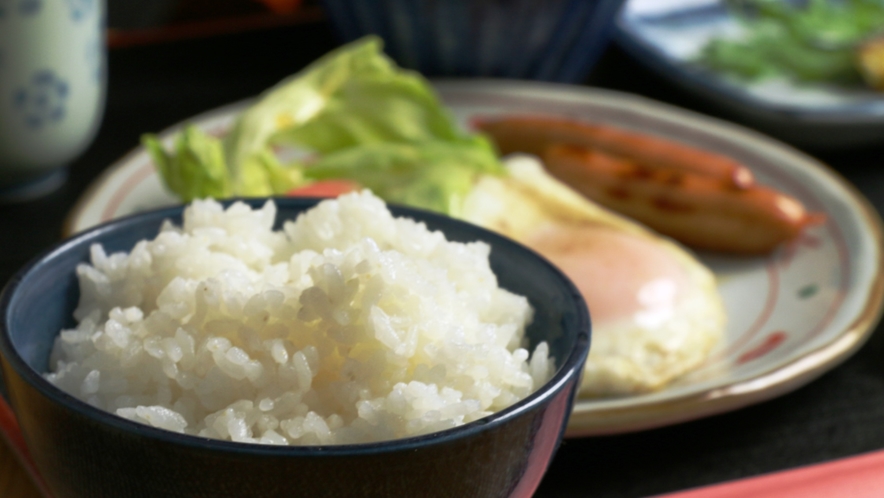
[0, 197, 590, 456]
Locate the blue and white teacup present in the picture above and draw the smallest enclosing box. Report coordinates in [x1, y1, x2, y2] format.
[0, 0, 106, 196]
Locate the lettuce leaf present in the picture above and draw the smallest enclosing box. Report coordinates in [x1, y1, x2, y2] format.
[301, 138, 500, 215]
[143, 126, 302, 202]
[143, 36, 501, 214]
[143, 127, 231, 202]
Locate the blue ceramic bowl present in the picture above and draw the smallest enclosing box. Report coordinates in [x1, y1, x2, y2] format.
[320, 0, 626, 83]
[0, 198, 590, 498]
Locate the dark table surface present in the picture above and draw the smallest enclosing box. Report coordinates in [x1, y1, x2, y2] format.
[3, 19, 884, 498]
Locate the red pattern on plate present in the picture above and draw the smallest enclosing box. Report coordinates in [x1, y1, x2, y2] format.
[737, 331, 787, 365]
[100, 160, 156, 222]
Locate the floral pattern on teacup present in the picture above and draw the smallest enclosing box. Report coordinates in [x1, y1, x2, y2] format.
[13, 70, 69, 129]
[0, 0, 43, 17]
[65, 0, 94, 20]
[20, 0, 41, 15]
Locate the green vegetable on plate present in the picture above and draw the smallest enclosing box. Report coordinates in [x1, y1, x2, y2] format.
[142, 36, 503, 215]
[696, 0, 884, 86]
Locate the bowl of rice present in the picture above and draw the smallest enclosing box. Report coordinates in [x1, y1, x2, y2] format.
[0, 191, 590, 498]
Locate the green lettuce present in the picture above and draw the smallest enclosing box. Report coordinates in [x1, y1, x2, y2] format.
[698, 0, 884, 84]
[143, 36, 503, 214]
[302, 138, 499, 216]
[143, 127, 231, 202]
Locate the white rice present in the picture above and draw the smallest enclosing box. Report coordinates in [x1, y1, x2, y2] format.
[45, 191, 553, 445]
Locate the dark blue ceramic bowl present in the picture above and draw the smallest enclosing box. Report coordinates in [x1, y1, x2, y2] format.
[0, 198, 590, 498]
[320, 0, 626, 83]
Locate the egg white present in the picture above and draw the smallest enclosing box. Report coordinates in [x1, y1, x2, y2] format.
[460, 155, 726, 397]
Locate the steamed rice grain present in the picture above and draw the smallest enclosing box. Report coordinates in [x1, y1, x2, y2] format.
[45, 191, 553, 445]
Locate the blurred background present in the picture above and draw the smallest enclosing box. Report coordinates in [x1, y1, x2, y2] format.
[4, 1, 884, 497]
[107, 0, 623, 84]
[106, 0, 317, 46]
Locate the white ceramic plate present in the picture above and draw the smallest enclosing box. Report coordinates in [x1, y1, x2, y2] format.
[66, 80, 884, 437]
[615, 0, 884, 148]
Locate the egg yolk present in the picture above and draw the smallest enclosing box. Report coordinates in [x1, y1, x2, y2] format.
[524, 224, 691, 327]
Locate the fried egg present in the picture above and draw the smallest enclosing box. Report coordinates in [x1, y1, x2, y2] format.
[460, 155, 725, 397]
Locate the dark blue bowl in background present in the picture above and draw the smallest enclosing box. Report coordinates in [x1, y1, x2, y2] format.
[320, 0, 626, 83]
[0, 198, 590, 498]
